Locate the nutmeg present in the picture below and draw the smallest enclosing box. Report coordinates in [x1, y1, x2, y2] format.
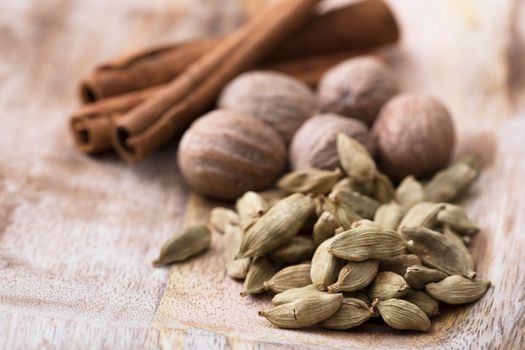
[372, 93, 456, 181]
[290, 113, 374, 171]
[317, 56, 397, 126]
[218, 71, 318, 143]
[178, 110, 286, 200]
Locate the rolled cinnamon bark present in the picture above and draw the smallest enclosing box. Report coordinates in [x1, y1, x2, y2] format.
[80, 0, 399, 102]
[71, 49, 362, 154]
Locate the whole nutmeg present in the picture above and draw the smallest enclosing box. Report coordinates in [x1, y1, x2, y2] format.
[317, 56, 398, 126]
[218, 71, 318, 143]
[178, 110, 286, 200]
[290, 113, 375, 171]
[372, 93, 456, 181]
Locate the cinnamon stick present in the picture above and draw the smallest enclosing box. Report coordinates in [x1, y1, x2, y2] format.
[112, 0, 321, 162]
[80, 0, 399, 102]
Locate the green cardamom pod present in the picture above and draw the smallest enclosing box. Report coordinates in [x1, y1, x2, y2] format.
[153, 224, 211, 266]
[320, 298, 373, 330]
[311, 236, 342, 291]
[337, 133, 377, 182]
[236, 191, 268, 220]
[241, 257, 276, 297]
[313, 211, 340, 246]
[425, 275, 490, 304]
[375, 298, 431, 332]
[272, 284, 325, 306]
[404, 265, 447, 290]
[424, 157, 479, 202]
[328, 188, 380, 220]
[328, 226, 407, 261]
[223, 224, 250, 280]
[237, 193, 314, 258]
[374, 202, 403, 230]
[269, 236, 315, 264]
[402, 226, 476, 278]
[259, 293, 343, 329]
[264, 263, 312, 293]
[327, 260, 379, 293]
[403, 290, 440, 317]
[395, 175, 425, 212]
[398, 202, 445, 231]
[379, 254, 422, 276]
[368, 271, 409, 300]
[277, 168, 342, 195]
[437, 204, 479, 235]
[209, 208, 239, 234]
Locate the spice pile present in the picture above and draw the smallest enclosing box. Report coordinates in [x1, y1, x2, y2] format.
[154, 130, 489, 331]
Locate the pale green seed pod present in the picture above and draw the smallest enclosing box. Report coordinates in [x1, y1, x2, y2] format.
[272, 284, 325, 306]
[403, 290, 440, 317]
[277, 168, 342, 195]
[320, 298, 373, 330]
[259, 293, 343, 329]
[368, 271, 409, 300]
[241, 257, 276, 296]
[376, 298, 431, 332]
[311, 236, 342, 290]
[404, 265, 447, 290]
[374, 202, 403, 230]
[153, 225, 211, 266]
[327, 260, 379, 293]
[426, 275, 490, 304]
[264, 263, 312, 293]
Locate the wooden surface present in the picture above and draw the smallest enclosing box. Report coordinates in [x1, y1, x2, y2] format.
[1, 0, 525, 349]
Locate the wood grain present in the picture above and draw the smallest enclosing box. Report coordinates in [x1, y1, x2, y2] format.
[1, 0, 525, 349]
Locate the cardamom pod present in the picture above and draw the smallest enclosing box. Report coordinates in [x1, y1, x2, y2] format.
[153, 225, 211, 266]
[259, 293, 343, 329]
[368, 271, 409, 300]
[425, 275, 490, 304]
[379, 254, 422, 276]
[424, 157, 479, 202]
[403, 290, 439, 317]
[272, 284, 325, 306]
[313, 211, 340, 246]
[374, 172, 395, 203]
[402, 226, 476, 278]
[333, 177, 376, 198]
[235, 191, 268, 219]
[375, 298, 431, 332]
[328, 226, 407, 261]
[374, 202, 403, 230]
[277, 168, 342, 195]
[404, 265, 447, 290]
[311, 236, 342, 291]
[355, 290, 372, 306]
[269, 236, 315, 264]
[333, 204, 362, 230]
[264, 263, 312, 293]
[320, 298, 373, 330]
[437, 204, 479, 235]
[237, 193, 314, 258]
[223, 225, 250, 280]
[209, 208, 239, 233]
[398, 202, 445, 231]
[327, 260, 379, 293]
[328, 188, 380, 220]
[241, 257, 276, 297]
[337, 133, 377, 182]
[395, 175, 425, 212]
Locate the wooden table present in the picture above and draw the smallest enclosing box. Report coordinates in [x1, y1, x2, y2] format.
[1, 0, 524, 348]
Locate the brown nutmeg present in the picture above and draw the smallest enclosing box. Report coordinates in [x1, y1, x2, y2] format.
[290, 113, 375, 171]
[317, 56, 397, 126]
[218, 71, 318, 143]
[372, 93, 456, 181]
[178, 110, 286, 200]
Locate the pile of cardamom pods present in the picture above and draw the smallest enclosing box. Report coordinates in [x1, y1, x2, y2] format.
[154, 134, 490, 332]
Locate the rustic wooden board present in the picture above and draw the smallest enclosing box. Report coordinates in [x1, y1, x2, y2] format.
[1, 0, 525, 349]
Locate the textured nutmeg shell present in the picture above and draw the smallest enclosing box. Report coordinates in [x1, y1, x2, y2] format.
[218, 71, 318, 143]
[178, 110, 286, 200]
[290, 113, 375, 171]
[372, 93, 456, 181]
[317, 56, 397, 126]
